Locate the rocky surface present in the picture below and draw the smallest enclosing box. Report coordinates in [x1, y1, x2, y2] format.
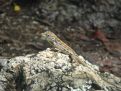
[0, 0, 121, 85]
[0, 48, 121, 91]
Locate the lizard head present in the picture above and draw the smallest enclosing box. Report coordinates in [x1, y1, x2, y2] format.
[41, 31, 57, 44]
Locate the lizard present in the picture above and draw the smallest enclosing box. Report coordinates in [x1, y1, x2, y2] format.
[40, 31, 121, 89]
[41, 31, 89, 67]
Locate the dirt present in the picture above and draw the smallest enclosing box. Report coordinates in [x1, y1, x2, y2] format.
[0, 0, 121, 77]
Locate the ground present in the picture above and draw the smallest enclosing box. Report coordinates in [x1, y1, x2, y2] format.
[0, 0, 121, 77]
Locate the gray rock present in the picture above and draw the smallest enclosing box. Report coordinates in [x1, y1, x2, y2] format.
[0, 48, 121, 91]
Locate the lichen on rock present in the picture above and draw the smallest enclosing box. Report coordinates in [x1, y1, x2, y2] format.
[0, 48, 121, 91]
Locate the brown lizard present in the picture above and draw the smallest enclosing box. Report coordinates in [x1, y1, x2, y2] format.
[41, 31, 88, 67]
[41, 31, 121, 89]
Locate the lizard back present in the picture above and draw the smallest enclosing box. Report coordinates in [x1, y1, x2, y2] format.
[41, 31, 78, 56]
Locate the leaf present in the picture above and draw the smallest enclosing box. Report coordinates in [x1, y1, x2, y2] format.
[14, 3, 21, 12]
[93, 29, 109, 42]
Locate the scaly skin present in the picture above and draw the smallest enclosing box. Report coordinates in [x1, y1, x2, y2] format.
[41, 31, 121, 89]
[41, 31, 88, 67]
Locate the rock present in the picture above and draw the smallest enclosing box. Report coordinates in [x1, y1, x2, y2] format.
[0, 48, 121, 91]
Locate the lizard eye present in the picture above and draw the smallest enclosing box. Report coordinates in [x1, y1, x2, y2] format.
[46, 34, 50, 37]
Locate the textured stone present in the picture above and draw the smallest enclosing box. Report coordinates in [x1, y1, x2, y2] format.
[0, 48, 121, 91]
